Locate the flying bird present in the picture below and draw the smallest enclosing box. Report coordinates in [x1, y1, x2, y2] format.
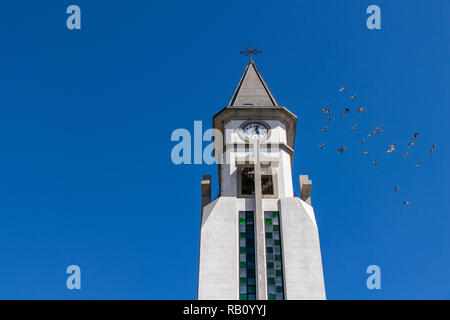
[368, 131, 375, 137]
[415, 163, 422, 168]
[357, 107, 366, 113]
[372, 160, 378, 165]
[430, 144, 437, 155]
[318, 144, 325, 149]
[363, 151, 369, 155]
[351, 124, 357, 130]
[402, 201, 410, 206]
[408, 142, 414, 148]
[322, 126, 327, 133]
[395, 186, 400, 192]
[339, 86, 347, 92]
[340, 108, 350, 118]
[350, 95, 356, 100]
[321, 108, 331, 115]
[375, 126, 383, 133]
[403, 152, 409, 157]
[326, 117, 332, 123]
[360, 139, 366, 144]
[338, 146, 347, 153]
[387, 144, 396, 154]
[412, 132, 420, 140]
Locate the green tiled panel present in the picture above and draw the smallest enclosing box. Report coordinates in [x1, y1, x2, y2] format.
[239, 211, 256, 301]
[264, 211, 285, 300]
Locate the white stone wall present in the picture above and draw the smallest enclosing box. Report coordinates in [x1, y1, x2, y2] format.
[220, 120, 293, 198]
[279, 198, 326, 300]
[198, 196, 326, 300]
[198, 197, 239, 300]
[279, 150, 294, 197]
[200, 119, 325, 300]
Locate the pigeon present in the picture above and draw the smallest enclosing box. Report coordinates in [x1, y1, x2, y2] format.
[360, 139, 366, 144]
[338, 146, 347, 153]
[340, 108, 350, 118]
[408, 142, 414, 148]
[339, 86, 347, 92]
[318, 144, 325, 149]
[402, 201, 410, 206]
[322, 126, 328, 133]
[415, 163, 421, 168]
[387, 144, 396, 154]
[351, 124, 357, 130]
[372, 160, 378, 165]
[403, 152, 409, 157]
[395, 186, 400, 192]
[412, 132, 420, 140]
[350, 95, 356, 100]
[357, 107, 366, 113]
[430, 144, 437, 155]
[368, 131, 375, 137]
[375, 125, 383, 133]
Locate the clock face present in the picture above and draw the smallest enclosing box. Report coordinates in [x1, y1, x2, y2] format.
[242, 122, 269, 140]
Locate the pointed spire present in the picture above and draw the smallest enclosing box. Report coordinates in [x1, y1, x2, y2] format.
[229, 61, 278, 107]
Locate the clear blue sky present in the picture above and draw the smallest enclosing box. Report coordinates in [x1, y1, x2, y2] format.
[0, 0, 449, 299]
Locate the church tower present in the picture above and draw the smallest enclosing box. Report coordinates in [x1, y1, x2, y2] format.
[198, 59, 326, 300]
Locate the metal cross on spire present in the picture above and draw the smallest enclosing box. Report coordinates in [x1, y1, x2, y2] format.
[240, 46, 263, 62]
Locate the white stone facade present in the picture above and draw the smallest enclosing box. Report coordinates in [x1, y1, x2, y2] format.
[198, 61, 326, 300]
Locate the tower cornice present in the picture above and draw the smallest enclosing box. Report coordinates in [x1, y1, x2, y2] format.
[213, 106, 297, 151]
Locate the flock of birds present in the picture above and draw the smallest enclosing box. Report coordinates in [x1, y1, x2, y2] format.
[317, 86, 437, 207]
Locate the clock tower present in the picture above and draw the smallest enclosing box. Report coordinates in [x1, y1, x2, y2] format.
[198, 59, 326, 300]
